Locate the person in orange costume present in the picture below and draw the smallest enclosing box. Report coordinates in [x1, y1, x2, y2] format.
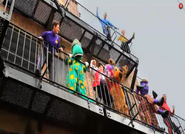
[105, 59, 129, 116]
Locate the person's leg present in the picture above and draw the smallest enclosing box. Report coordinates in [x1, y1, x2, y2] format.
[117, 84, 129, 115]
[103, 83, 112, 107]
[93, 87, 97, 101]
[36, 49, 46, 76]
[103, 26, 111, 41]
[145, 110, 153, 126]
[121, 42, 126, 50]
[125, 43, 131, 53]
[97, 85, 103, 102]
[100, 82, 107, 105]
[168, 117, 181, 134]
[107, 27, 112, 41]
[48, 53, 54, 81]
[103, 26, 108, 37]
[125, 33, 135, 45]
[164, 117, 173, 134]
[145, 94, 164, 106]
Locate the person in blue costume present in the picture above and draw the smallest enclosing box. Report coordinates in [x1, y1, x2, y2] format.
[96, 7, 118, 42]
[35, 20, 63, 81]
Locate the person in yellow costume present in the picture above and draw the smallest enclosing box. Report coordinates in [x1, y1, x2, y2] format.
[117, 30, 135, 53]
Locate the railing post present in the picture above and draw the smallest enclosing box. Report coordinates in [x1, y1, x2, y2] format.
[46, 8, 55, 31]
[53, 0, 64, 17]
[87, 32, 98, 65]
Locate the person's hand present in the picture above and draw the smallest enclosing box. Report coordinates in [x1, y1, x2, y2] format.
[92, 60, 96, 66]
[59, 47, 63, 52]
[85, 62, 89, 67]
[172, 106, 175, 111]
[38, 37, 44, 41]
[68, 53, 72, 58]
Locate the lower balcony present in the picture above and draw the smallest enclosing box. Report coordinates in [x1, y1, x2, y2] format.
[0, 20, 184, 134]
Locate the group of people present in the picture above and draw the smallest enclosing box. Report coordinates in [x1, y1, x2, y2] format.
[136, 80, 181, 134]
[96, 7, 135, 53]
[34, 19, 181, 134]
[90, 59, 113, 107]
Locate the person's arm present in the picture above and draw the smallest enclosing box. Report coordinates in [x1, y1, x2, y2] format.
[38, 31, 47, 52]
[96, 7, 101, 20]
[90, 60, 97, 77]
[171, 106, 175, 114]
[107, 21, 118, 29]
[57, 37, 63, 52]
[39, 31, 47, 40]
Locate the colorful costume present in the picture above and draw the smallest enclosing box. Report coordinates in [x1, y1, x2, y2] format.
[105, 63, 129, 116]
[136, 79, 169, 129]
[65, 39, 90, 101]
[153, 92, 181, 134]
[117, 30, 135, 54]
[36, 31, 60, 81]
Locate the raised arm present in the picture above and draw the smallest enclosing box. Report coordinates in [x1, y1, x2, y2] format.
[96, 7, 101, 20]
[171, 105, 175, 114]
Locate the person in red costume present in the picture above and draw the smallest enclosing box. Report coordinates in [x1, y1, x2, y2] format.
[153, 92, 181, 134]
[160, 94, 181, 134]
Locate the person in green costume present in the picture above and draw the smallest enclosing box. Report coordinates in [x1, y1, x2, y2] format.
[65, 39, 91, 101]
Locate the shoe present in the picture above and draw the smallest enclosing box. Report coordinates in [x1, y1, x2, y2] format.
[154, 97, 164, 106]
[161, 110, 169, 118]
[132, 33, 135, 40]
[35, 69, 41, 77]
[152, 90, 158, 99]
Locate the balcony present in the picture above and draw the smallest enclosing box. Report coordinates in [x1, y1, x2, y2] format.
[0, 0, 184, 134]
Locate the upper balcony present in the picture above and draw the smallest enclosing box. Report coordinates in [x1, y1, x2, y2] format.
[0, 0, 184, 134]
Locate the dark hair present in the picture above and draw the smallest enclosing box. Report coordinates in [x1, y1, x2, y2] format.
[52, 20, 60, 29]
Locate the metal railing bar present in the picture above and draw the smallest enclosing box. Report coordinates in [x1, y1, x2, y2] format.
[13, 28, 20, 64]
[6, 25, 14, 60]
[28, 35, 32, 70]
[20, 32, 27, 67]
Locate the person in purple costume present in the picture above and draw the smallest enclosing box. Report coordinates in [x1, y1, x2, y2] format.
[136, 79, 169, 129]
[35, 20, 63, 81]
